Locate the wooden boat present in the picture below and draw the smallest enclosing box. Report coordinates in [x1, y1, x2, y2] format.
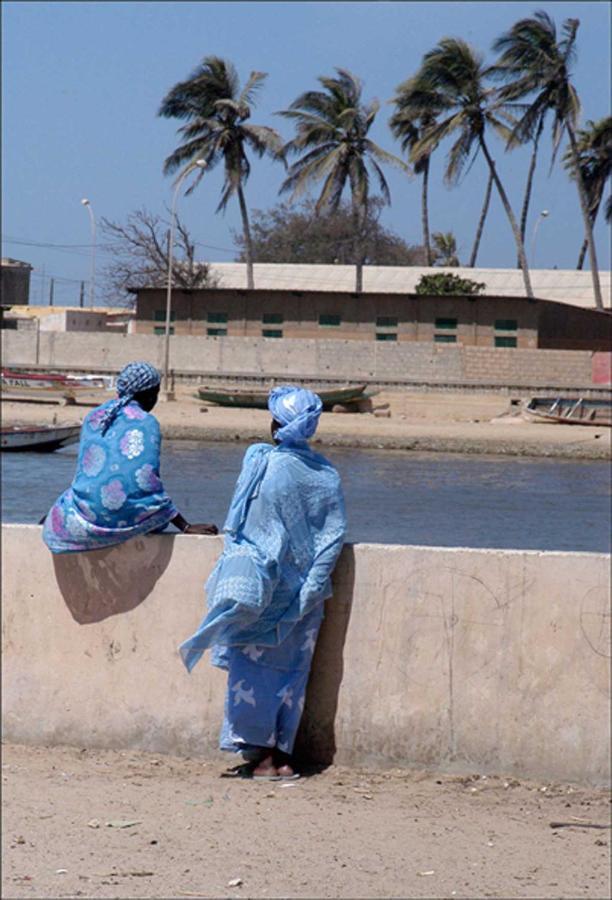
[521, 396, 612, 427]
[1, 369, 114, 403]
[197, 383, 367, 410]
[1, 424, 82, 452]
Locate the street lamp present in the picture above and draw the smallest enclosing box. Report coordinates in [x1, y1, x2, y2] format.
[162, 158, 207, 397]
[530, 209, 550, 268]
[81, 198, 96, 307]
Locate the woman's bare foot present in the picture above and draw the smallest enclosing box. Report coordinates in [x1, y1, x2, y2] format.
[252, 754, 278, 778]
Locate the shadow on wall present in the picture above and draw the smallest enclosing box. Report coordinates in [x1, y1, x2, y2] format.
[52, 535, 175, 624]
[294, 544, 355, 767]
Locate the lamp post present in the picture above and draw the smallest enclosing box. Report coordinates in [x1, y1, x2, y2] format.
[162, 158, 207, 398]
[530, 209, 549, 268]
[81, 198, 96, 307]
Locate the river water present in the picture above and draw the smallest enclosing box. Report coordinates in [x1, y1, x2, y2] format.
[1, 440, 610, 553]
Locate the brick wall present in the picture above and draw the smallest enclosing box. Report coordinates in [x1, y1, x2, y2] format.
[1, 330, 600, 388]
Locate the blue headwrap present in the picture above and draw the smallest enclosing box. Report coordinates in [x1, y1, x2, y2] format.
[268, 385, 323, 445]
[99, 361, 161, 434]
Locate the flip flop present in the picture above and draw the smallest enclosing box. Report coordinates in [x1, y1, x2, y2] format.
[220, 763, 255, 779]
[253, 773, 282, 782]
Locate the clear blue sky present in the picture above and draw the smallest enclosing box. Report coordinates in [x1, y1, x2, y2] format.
[2, 0, 610, 305]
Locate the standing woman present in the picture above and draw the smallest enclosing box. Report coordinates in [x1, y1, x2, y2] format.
[179, 385, 346, 779]
[42, 361, 217, 553]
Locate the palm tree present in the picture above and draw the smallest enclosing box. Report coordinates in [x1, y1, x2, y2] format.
[491, 24, 551, 268]
[563, 117, 611, 269]
[407, 38, 534, 298]
[278, 68, 408, 292]
[432, 231, 460, 266]
[492, 12, 603, 309]
[390, 78, 439, 265]
[158, 56, 283, 290]
[468, 172, 493, 267]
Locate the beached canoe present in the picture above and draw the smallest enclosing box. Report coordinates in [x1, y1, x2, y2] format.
[1, 424, 82, 452]
[197, 383, 367, 410]
[1, 369, 114, 402]
[521, 396, 611, 427]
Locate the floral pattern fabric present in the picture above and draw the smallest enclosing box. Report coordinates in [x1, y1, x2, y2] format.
[42, 399, 177, 553]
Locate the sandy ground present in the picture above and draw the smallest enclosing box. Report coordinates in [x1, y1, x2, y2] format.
[2, 388, 610, 459]
[2, 743, 610, 900]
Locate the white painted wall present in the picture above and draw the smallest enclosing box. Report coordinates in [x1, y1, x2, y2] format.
[2, 526, 609, 785]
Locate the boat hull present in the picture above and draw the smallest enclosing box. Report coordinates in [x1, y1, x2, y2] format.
[1, 425, 82, 452]
[521, 397, 611, 427]
[197, 384, 367, 410]
[1, 370, 114, 403]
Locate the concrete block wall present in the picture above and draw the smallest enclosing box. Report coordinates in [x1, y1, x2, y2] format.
[2, 526, 610, 785]
[1, 329, 599, 387]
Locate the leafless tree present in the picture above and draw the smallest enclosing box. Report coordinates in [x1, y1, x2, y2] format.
[100, 208, 216, 306]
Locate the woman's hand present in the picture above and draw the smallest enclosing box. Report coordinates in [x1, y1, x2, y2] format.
[184, 523, 219, 535]
[171, 513, 218, 535]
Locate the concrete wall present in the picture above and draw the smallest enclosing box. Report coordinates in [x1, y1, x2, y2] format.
[2, 525, 609, 785]
[1, 329, 599, 387]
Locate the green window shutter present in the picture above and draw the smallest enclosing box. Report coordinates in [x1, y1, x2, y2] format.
[154, 325, 174, 335]
[434, 334, 457, 343]
[495, 336, 517, 347]
[434, 317, 457, 330]
[207, 327, 227, 337]
[319, 314, 341, 327]
[262, 329, 283, 338]
[262, 313, 283, 324]
[494, 319, 518, 332]
[154, 310, 175, 322]
[376, 316, 398, 328]
[375, 332, 397, 341]
[207, 312, 228, 324]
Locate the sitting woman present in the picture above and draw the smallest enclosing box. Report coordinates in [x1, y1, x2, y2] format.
[42, 361, 217, 553]
[179, 385, 346, 780]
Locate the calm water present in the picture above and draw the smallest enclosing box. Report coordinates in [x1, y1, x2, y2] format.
[1, 440, 610, 553]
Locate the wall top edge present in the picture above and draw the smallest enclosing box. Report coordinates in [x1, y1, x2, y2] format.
[1, 525, 609, 561]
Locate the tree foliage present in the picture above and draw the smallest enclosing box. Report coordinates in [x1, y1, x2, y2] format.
[158, 56, 283, 289]
[415, 272, 485, 295]
[279, 68, 408, 290]
[432, 231, 460, 266]
[100, 208, 215, 306]
[232, 199, 426, 265]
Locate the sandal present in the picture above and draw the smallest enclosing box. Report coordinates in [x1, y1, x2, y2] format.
[220, 763, 255, 779]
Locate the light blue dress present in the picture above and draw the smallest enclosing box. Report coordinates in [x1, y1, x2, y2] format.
[42, 399, 177, 553]
[180, 441, 346, 756]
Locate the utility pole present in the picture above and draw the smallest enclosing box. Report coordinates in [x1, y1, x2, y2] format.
[79, 281, 85, 307]
[49, 278, 55, 306]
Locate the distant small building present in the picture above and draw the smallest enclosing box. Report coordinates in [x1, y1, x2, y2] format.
[0, 306, 131, 333]
[1, 258, 33, 306]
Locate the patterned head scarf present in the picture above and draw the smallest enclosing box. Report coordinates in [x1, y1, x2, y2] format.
[99, 361, 161, 434]
[268, 385, 323, 445]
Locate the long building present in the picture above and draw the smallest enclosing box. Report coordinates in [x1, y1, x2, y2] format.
[130, 264, 611, 351]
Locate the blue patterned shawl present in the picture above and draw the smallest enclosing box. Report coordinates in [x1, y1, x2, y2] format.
[42, 398, 177, 553]
[179, 441, 346, 672]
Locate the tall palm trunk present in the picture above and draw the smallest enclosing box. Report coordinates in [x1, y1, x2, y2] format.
[566, 125, 603, 309]
[469, 171, 493, 267]
[351, 193, 365, 294]
[576, 198, 601, 270]
[479, 137, 534, 299]
[516, 117, 544, 268]
[237, 184, 254, 290]
[421, 157, 433, 266]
